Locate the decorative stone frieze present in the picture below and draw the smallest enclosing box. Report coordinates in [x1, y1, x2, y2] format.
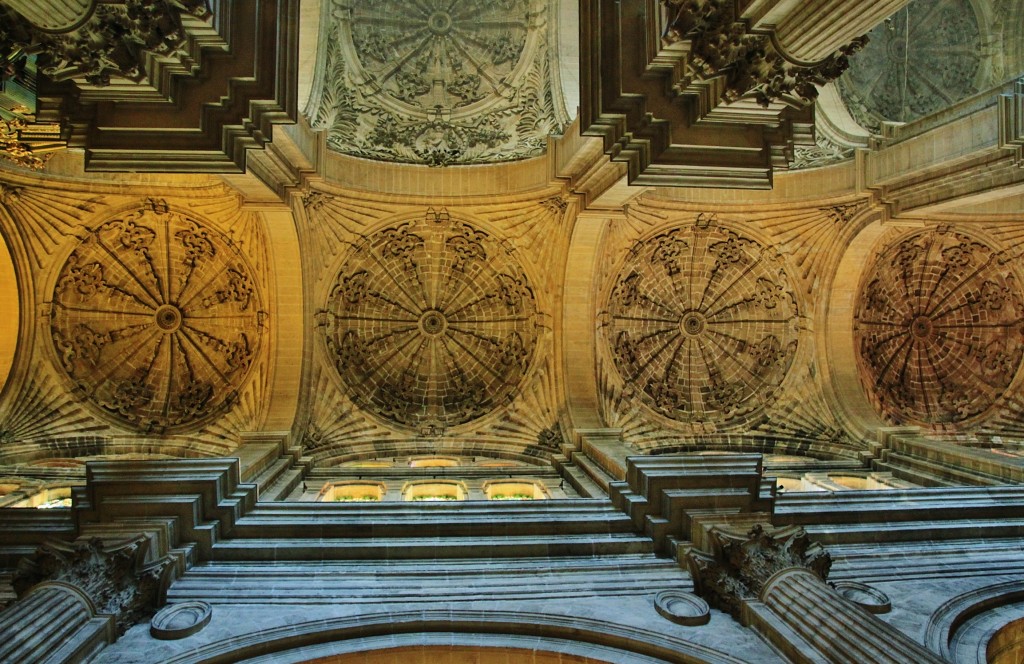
[13, 537, 171, 635]
[685, 524, 831, 619]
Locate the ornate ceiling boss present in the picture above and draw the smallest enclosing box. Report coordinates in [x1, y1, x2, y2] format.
[319, 209, 540, 434]
[855, 229, 1024, 426]
[49, 201, 266, 432]
[600, 220, 801, 427]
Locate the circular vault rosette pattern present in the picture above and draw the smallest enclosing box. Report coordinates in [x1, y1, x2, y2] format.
[602, 222, 800, 425]
[50, 203, 265, 432]
[321, 211, 539, 431]
[854, 230, 1024, 426]
[837, 0, 981, 131]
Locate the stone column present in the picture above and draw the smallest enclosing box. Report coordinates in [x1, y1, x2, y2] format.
[687, 524, 945, 664]
[0, 537, 172, 663]
[4, 0, 95, 32]
[773, 0, 911, 63]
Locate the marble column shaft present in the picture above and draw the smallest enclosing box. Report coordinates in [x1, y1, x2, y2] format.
[0, 582, 113, 664]
[5, 0, 95, 32]
[775, 0, 910, 61]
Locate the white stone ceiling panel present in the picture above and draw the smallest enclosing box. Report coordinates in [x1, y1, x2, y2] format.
[305, 0, 566, 165]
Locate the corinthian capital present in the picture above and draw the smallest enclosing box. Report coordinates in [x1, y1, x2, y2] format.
[13, 536, 172, 635]
[686, 524, 831, 618]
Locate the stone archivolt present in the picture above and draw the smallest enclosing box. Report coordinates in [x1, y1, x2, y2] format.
[320, 209, 539, 434]
[601, 220, 800, 427]
[307, 0, 566, 166]
[854, 229, 1024, 427]
[48, 200, 266, 433]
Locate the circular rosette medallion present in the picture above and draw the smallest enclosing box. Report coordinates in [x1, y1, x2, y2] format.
[602, 222, 800, 425]
[322, 212, 539, 431]
[854, 230, 1024, 426]
[50, 203, 265, 432]
[348, 0, 529, 114]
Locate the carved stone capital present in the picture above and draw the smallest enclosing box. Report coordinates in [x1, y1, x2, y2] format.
[686, 524, 831, 618]
[13, 537, 172, 635]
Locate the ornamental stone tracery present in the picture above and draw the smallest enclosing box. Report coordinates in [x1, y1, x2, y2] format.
[854, 229, 1024, 426]
[49, 201, 265, 433]
[320, 210, 539, 432]
[601, 221, 800, 426]
[307, 0, 565, 165]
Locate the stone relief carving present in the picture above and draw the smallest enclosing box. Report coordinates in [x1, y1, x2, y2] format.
[661, 0, 867, 108]
[686, 524, 831, 619]
[0, 1, 212, 87]
[49, 200, 266, 433]
[320, 209, 539, 432]
[791, 133, 855, 170]
[837, 0, 982, 132]
[307, 0, 566, 165]
[855, 229, 1024, 427]
[600, 220, 800, 427]
[13, 537, 172, 635]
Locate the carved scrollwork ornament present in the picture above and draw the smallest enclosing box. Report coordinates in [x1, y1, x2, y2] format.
[601, 219, 800, 428]
[685, 525, 831, 619]
[48, 201, 266, 432]
[321, 210, 540, 431]
[854, 229, 1024, 426]
[13, 537, 173, 635]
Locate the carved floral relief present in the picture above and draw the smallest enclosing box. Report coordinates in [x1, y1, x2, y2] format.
[854, 229, 1024, 426]
[48, 201, 266, 433]
[600, 220, 800, 427]
[319, 209, 539, 432]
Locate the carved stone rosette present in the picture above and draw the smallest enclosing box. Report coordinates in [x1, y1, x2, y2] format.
[319, 209, 539, 433]
[600, 220, 800, 427]
[13, 537, 171, 635]
[49, 200, 266, 432]
[685, 524, 831, 619]
[854, 229, 1024, 426]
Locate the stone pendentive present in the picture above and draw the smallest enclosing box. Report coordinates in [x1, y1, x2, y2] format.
[306, 0, 566, 166]
[49, 200, 266, 433]
[319, 209, 539, 434]
[837, 0, 982, 132]
[13, 537, 172, 636]
[854, 229, 1024, 427]
[601, 220, 800, 427]
[685, 524, 832, 619]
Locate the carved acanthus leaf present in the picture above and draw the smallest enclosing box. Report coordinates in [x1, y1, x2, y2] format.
[13, 537, 172, 635]
[686, 524, 831, 618]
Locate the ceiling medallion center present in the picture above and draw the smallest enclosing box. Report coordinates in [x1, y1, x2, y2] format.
[427, 11, 453, 35]
[909, 315, 933, 340]
[323, 210, 539, 432]
[155, 305, 182, 333]
[680, 311, 706, 337]
[419, 310, 448, 336]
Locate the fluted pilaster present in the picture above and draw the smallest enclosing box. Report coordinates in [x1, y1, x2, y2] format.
[0, 582, 113, 664]
[760, 568, 944, 664]
[5, 0, 95, 32]
[775, 0, 911, 62]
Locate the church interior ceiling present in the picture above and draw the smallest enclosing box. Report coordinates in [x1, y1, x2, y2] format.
[0, 0, 1021, 475]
